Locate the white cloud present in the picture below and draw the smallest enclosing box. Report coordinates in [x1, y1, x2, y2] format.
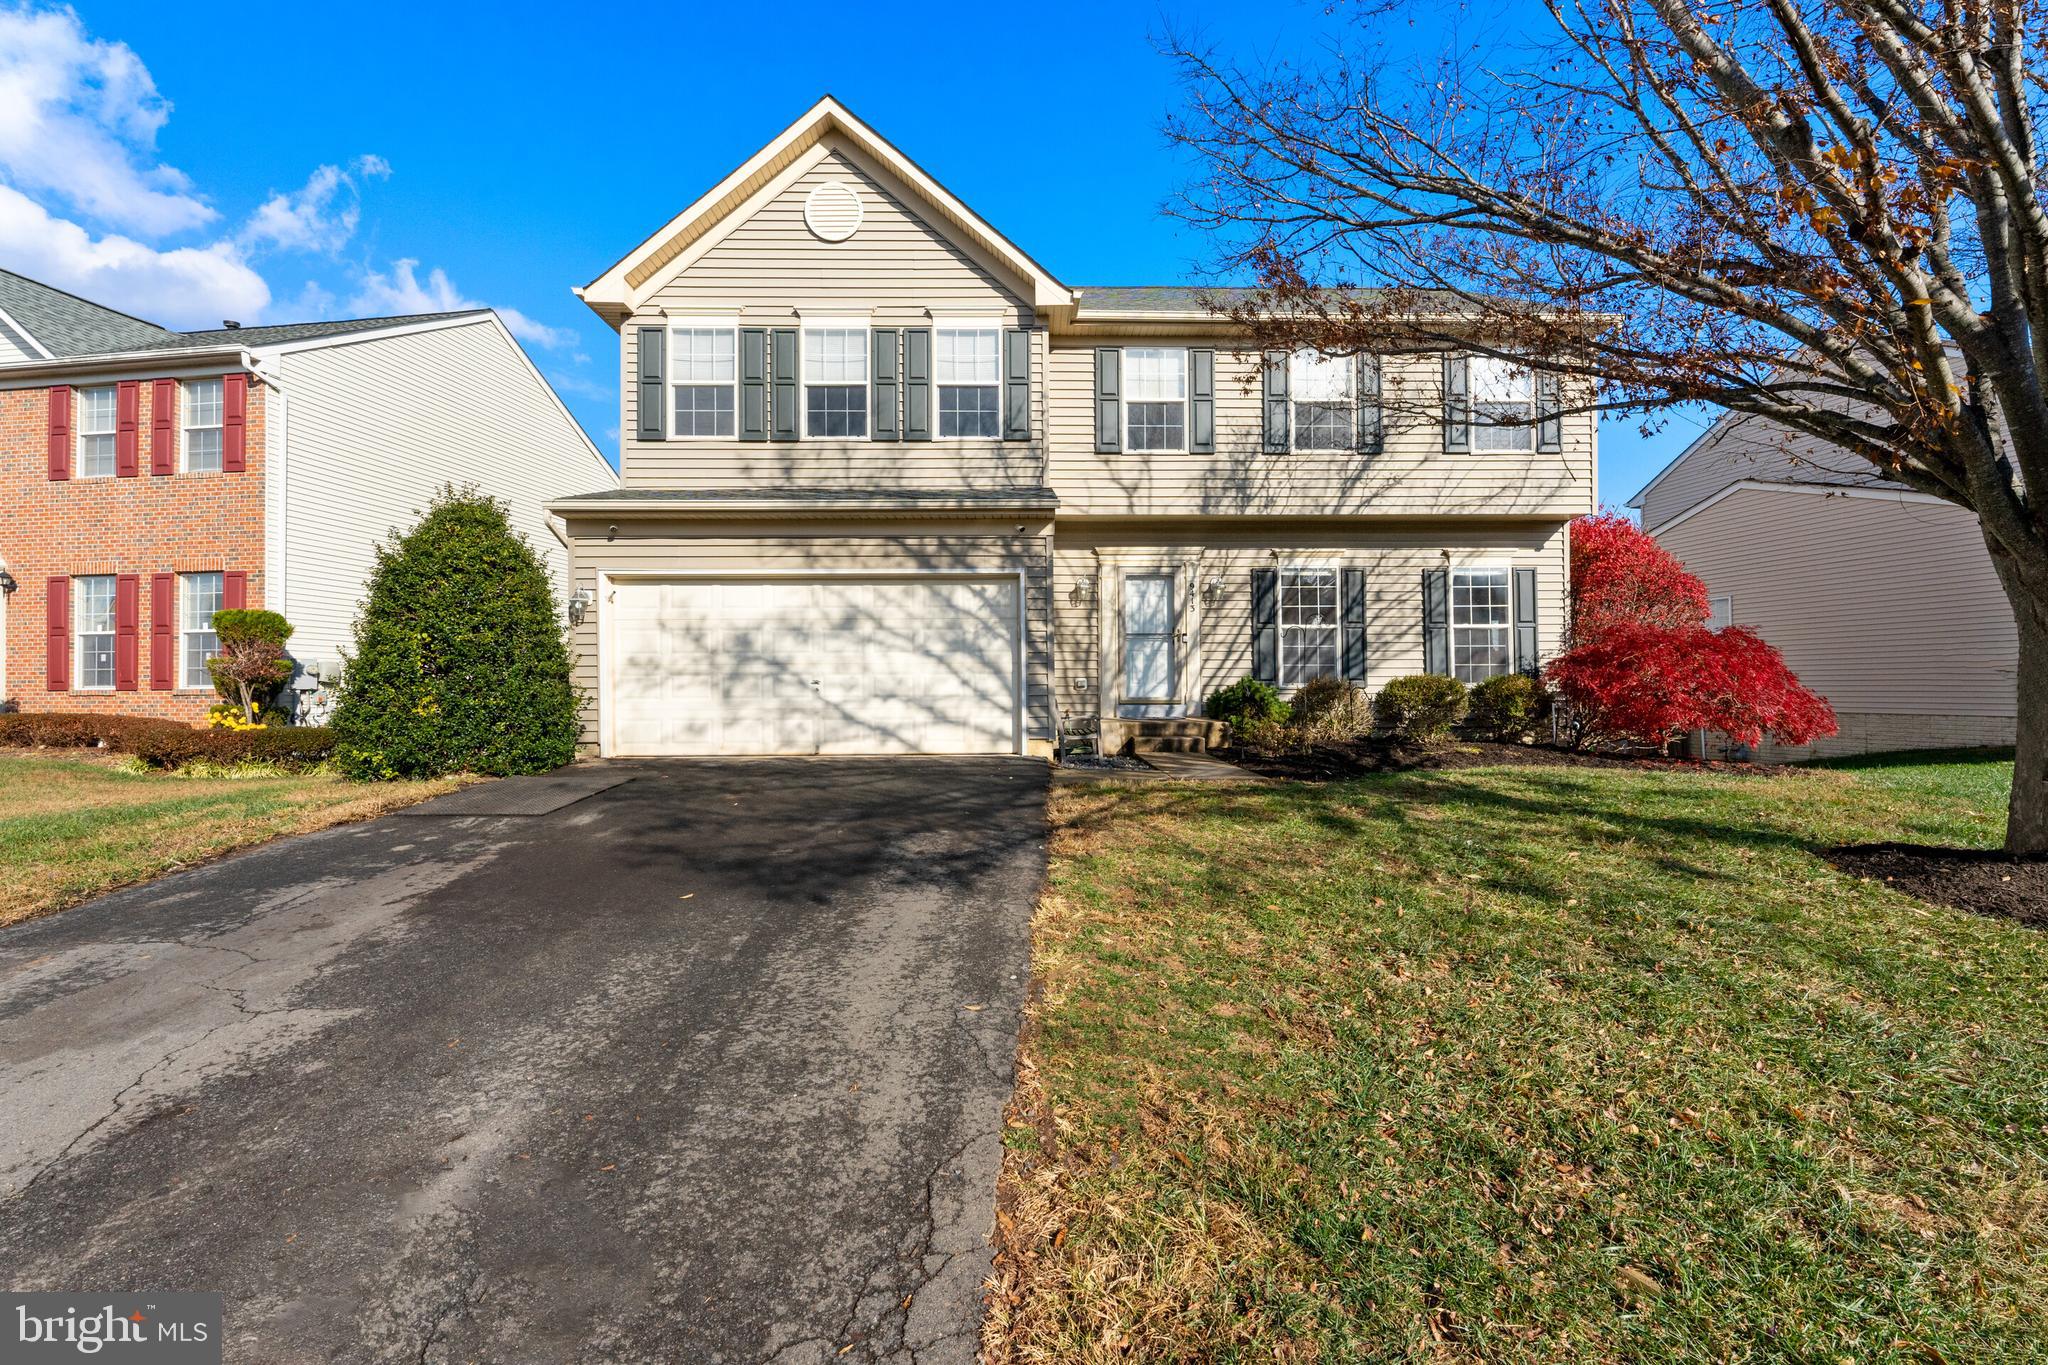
[348, 259, 574, 347]
[0, 181, 267, 328]
[240, 154, 388, 255]
[546, 369, 613, 401]
[0, 4, 214, 236]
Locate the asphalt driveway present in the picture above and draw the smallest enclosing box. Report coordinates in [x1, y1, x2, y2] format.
[0, 757, 1047, 1364]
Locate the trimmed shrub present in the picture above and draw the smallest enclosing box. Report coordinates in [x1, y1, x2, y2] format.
[1206, 676, 1290, 732]
[1288, 675, 1372, 742]
[0, 712, 334, 770]
[1372, 675, 1469, 742]
[1467, 673, 1544, 742]
[331, 487, 579, 780]
[0, 713, 165, 750]
[207, 608, 296, 723]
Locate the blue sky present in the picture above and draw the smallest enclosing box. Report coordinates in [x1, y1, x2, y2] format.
[2, 0, 1713, 498]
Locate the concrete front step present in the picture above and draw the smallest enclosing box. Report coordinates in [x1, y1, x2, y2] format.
[1115, 717, 1227, 755]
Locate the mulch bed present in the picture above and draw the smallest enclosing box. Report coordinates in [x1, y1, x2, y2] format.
[1824, 843, 2048, 927]
[1213, 736, 1772, 781]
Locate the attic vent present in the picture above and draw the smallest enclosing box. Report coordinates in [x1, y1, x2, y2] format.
[803, 180, 864, 242]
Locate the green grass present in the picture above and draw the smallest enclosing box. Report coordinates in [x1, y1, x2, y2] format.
[990, 752, 2043, 1364]
[0, 753, 458, 927]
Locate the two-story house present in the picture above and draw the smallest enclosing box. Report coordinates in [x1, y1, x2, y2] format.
[556, 98, 1594, 757]
[0, 268, 617, 722]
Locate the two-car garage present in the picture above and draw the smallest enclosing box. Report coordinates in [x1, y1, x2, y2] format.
[604, 576, 1024, 756]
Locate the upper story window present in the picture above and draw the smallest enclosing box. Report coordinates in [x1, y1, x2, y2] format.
[1278, 567, 1340, 688]
[936, 326, 1000, 438]
[183, 378, 223, 472]
[1291, 351, 1354, 451]
[73, 574, 116, 689]
[1124, 347, 1186, 452]
[1471, 356, 1535, 453]
[802, 326, 868, 438]
[1707, 594, 1732, 631]
[1450, 567, 1512, 683]
[76, 385, 117, 477]
[671, 326, 736, 438]
[181, 571, 224, 689]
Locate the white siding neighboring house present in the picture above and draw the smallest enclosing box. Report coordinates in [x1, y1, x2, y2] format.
[1629, 415, 2017, 760]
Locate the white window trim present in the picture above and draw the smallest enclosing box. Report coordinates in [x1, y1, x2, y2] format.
[1470, 356, 1537, 455]
[934, 318, 1003, 442]
[799, 319, 872, 442]
[72, 574, 116, 691]
[1288, 350, 1356, 454]
[178, 571, 224, 692]
[1707, 594, 1733, 631]
[664, 319, 740, 443]
[1121, 346, 1189, 455]
[1449, 562, 1515, 685]
[75, 384, 117, 479]
[180, 377, 226, 474]
[1276, 561, 1344, 691]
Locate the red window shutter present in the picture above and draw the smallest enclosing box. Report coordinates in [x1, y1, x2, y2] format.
[115, 574, 140, 690]
[222, 373, 247, 472]
[46, 577, 70, 690]
[151, 573, 176, 690]
[151, 379, 176, 475]
[47, 385, 71, 481]
[115, 380, 140, 477]
[223, 571, 247, 611]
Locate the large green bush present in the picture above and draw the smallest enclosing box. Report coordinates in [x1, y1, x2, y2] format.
[1467, 673, 1545, 742]
[1372, 675, 1469, 742]
[1288, 676, 1372, 743]
[330, 487, 579, 779]
[1206, 676, 1290, 731]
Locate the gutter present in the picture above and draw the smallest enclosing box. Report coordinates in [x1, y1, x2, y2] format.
[0, 345, 254, 386]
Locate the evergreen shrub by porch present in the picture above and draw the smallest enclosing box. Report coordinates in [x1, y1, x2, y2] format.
[331, 487, 579, 780]
[1206, 676, 1290, 732]
[1467, 673, 1545, 742]
[1372, 675, 1469, 742]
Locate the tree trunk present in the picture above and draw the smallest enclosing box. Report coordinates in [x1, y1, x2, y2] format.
[2008, 581, 2048, 856]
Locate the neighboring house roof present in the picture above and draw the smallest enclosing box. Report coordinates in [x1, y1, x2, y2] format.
[129, 311, 489, 353]
[0, 267, 174, 356]
[579, 95, 1076, 321]
[1628, 407, 1903, 530]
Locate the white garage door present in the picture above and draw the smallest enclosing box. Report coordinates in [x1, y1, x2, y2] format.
[609, 577, 1021, 756]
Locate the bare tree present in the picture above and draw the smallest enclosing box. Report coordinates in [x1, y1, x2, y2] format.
[1165, 0, 2047, 853]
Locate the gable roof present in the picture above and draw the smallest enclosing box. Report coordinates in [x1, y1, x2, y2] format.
[577, 96, 1075, 323]
[0, 267, 175, 356]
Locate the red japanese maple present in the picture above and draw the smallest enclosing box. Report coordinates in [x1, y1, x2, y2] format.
[1548, 514, 1836, 750]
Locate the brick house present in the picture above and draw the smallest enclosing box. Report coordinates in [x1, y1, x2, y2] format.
[0, 269, 616, 723]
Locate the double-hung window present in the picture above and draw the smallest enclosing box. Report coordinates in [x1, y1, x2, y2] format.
[802, 325, 868, 438]
[181, 571, 224, 689]
[73, 575, 116, 689]
[1124, 347, 1186, 452]
[1291, 351, 1354, 451]
[183, 378, 223, 471]
[1707, 594, 1732, 631]
[1472, 356, 1535, 453]
[1277, 568, 1340, 687]
[76, 385, 117, 477]
[1450, 567, 1512, 683]
[936, 326, 1001, 438]
[671, 327, 736, 437]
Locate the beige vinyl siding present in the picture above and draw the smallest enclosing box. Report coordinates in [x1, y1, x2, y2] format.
[275, 320, 615, 669]
[1655, 486, 2017, 719]
[561, 517, 1055, 751]
[619, 143, 1042, 491]
[1637, 412, 1893, 530]
[1046, 342, 1595, 519]
[1051, 520, 1570, 718]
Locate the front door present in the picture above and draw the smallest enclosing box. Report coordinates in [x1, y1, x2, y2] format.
[1121, 572, 1177, 706]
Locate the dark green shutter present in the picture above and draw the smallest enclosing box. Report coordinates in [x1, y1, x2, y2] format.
[636, 326, 665, 441]
[770, 328, 799, 440]
[1003, 328, 1031, 441]
[1513, 567, 1539, 674]
[872, 328, 900, 441]
[1094, 348, 1121, 453]
[739, 328, 768, 441]
[1251, 568, 1279, 684]
[1190, 348, 1215, 454]
[903, 327, 932, 441]
[1262, 351, 1289, 452]
[1356, 355, 1382, 454]
[1342, 567, 1368, 682]
[1422, 568, 1450, 675]
[1536, 371, 1562, 453]
[1442, 354, 1470, 453]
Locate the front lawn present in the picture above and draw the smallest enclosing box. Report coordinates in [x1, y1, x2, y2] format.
[0, 754, 459, 928]
[990, 752, 2043, 1363]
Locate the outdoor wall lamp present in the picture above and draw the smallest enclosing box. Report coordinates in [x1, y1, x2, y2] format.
[1200, 575, 1226, 608]
[0, 569, 16, 595]
[567, 587, 595, 626]
[1068, 572, 1097, 607]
